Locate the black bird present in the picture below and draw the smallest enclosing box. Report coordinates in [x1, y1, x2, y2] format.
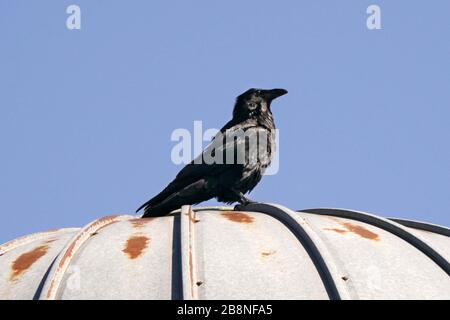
[137, 88, 288, 217]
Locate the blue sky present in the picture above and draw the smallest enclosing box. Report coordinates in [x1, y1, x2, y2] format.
[0, 1, 449, 243]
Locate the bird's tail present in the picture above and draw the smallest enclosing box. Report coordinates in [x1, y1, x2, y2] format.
[137, 179, 214, 218]
[141, 204, 178, 217]
[136, 200, 150, 214]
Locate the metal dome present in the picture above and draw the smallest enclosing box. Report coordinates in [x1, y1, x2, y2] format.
[1, 203, 449, 300]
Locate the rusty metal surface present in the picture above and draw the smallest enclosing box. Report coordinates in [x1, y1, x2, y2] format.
[0, 228, 79, 256]
[300, 208, 450, 277]
[298, 210, 450, 299]
[40, 215, 134, 300]
[241, 203, 354, 300]
[397, 227, 450, 263]
[389, 218, 450, 237]
[53, 215, 174, 300]
[180, 206, 200, 300]
[191, 207, 329, 300]
[0, 229, 79, 299]
[0, 205, 449, 300]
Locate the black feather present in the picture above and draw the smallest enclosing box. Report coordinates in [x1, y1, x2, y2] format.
[137, 88, 287, 217]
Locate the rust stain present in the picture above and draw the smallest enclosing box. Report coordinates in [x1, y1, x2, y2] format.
[342, 222, 379, 240]
[43, 228, 61, 233]
[57, 215, 119, 268]
[189, 248, 194, 295]
[0, 229, 65, 256]
[122, 235, 150, 259]
[10, 245, 49, 281]
[188, 210, 199, 224]
[261, 250, 276, 257]
[188, 208, 196, 298]
[130, 218, 154, 229]
[325, 228, 348, 235]
[325, 222, 380, 241]
[46, 215, 122, 299]
[221, 211, 254, 224]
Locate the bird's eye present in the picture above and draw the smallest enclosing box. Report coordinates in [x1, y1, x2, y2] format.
[255, 90, 261, 96]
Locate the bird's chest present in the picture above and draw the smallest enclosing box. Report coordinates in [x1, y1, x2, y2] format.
[237, 128, 275, 188]
[247, 128, 275, 168]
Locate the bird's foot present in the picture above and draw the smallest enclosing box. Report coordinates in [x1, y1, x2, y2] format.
[234, 198, 257, 211]
[229, 189, 257, 210]
[241, 198, 256, 206]
[240, 193, 257, 205]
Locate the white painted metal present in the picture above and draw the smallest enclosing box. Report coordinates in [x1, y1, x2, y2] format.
[0, 205, 448, 300]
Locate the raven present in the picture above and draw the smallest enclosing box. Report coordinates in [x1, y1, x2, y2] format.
[137, 88, 287, 217]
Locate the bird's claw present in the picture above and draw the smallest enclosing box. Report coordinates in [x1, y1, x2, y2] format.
[234, 199, 258, 211]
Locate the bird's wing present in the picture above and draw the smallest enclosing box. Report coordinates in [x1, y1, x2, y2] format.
[175, 119, 259, 180]
[136, 121, 260, 213]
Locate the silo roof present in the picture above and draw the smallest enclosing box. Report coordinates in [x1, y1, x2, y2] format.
[0, 204, 449, 300]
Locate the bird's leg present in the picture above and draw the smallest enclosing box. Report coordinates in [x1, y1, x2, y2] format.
[240, 194, 256, 206]
[230, 189, 256, 206]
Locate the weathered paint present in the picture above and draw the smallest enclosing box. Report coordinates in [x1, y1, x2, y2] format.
[325, 228, 347, 235]
[123, 235, 150, 259]
[261, 250, 276, 257]
[130, 218, 154, 229]
[221, 211, 254, 224]
[180, 206, 200, 300]
[0, 228, 78, 256]
[325, 222, 380, 241]
[1, 206, 449, 300]
[10, 245, 49, 281]
[341, 222, 379, 241]
[43, 215, 133, 299]
[188, 209, 196, 299]
[189, 210, 199, 224]
[56, 216, 119, 273]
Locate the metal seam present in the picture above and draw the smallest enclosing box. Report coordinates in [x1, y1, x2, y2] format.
[294, 212, 358, 300]
[40, 215, 133, 300]
[180, 206, 199, 300]
[300, 208, 450, 276]
[388, 218, 450, 237]
[240, 203, 342, 300]
[0, 228, 80, 256]
[171, 214, 183, 300]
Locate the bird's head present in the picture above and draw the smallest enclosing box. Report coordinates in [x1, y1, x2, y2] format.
[233, 88, 288, 119]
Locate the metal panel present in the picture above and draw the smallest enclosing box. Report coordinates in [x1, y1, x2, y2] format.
[190, 207, 329, 300]
[0, 230, 78, 300]
[389, 218, 450, 237]
[300, 208, 450, 276]
[54, 216, 173, 299]
[297, 211, 450, 299]
[0, 228, 79, 256]
[180, 206, 200, 300]
[1, 205, 449, 300]
[41, 215, 133, 299]
[241, 203, 355, 300]
[397, 227, 450, 263]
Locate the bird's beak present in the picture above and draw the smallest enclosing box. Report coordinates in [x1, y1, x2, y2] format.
[263, 88, 288, 101]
